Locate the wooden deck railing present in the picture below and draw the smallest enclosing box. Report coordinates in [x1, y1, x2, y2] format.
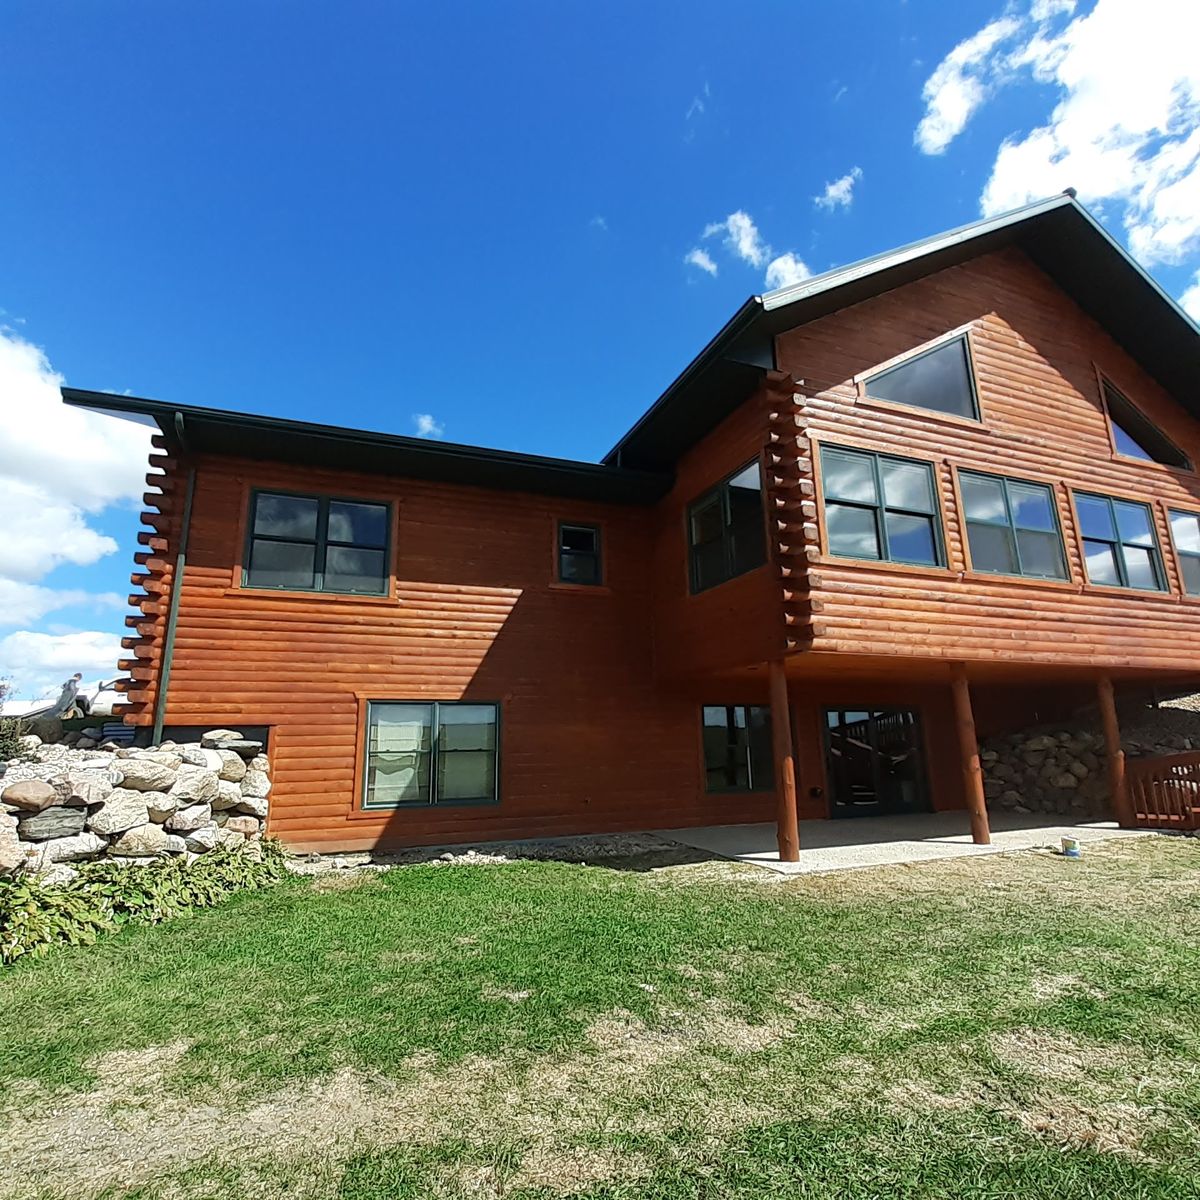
[1126, 751, 1200, 831]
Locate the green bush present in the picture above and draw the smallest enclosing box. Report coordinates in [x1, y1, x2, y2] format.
[0, 677, 34, 762]
[0, 841, 289, 966]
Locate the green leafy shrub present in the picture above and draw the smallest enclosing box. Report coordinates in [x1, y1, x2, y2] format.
[0, 840, 288, 966]
[0, 677, 34, 762]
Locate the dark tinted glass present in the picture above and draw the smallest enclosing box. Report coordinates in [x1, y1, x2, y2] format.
[967, 523, 1018, 574]
[690, 494, 723, 545]
[728, 487, 766, 575]
[885, 513, 938, 565]
[1104, 382, 1189, 468]
[1181, 557, 1200, 595]
[746, 706, 774, 790]
[560, 525, 598, 554]
[701, 706, 772, 792]
[436, 704, 498, 803]
[248, 539, 316, 588]
[560, 552, 600, 584]
[1016, 529, 1067, 579]
[327, 501, 389, 547]
[688, 463, 765, 592]
[865, 337, 978, 420]
[254, 494, 319, 539]
[691, 541, 727, 592]
[1075, 495, 1116, 540]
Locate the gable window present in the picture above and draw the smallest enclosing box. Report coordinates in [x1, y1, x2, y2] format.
[701, 705, 773, 793]
[1168, 510, 1200, 595]
[363, 701, 499, 808]
[862, 334, 980, 421]
[958, 471, 1068, 580]
[820, 445, 943, 567]
[1102, 380, 1190, 469]
[1073, 492, 1166, 591]
[244, 490, 390, 594]
[557, 522, 602, 585]
[688, 461, 766, 593]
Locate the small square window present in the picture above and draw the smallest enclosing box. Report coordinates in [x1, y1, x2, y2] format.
[557, 523, 602, 585]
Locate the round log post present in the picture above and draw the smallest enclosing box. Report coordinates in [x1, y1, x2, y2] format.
[768, 659, 800, 862]
[950, 663, 991, 846]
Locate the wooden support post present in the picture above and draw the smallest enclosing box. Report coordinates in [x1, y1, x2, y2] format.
[950, 664, 991, 846]
[1097, 675, 1133, 827]
[768, 659, 800, 862]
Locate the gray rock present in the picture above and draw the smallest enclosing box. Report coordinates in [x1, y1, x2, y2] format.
[164, 834, 188, 854]
[220, 739, 264, 759]
[115, 758, 177, 792]
[221, 815, 261, 837]
[169, 765, 220, 804]
[50, 770, 114, 808]
[240, 769, 271, 799]
[41, 830, 107, 863]
[201, 728, 244, 747]
[213, 779, 243, 811]
[144, 791, 179, 823]
[110, 823, 173, 857]
[234, 794, 268, 818]
[1051, 773, 1080, 789]
[0, 813, 22, 875]
[1023, 735, 1058, 752]
[1067, 760, 1090, 779]
[17, 806, 86, 841]
[26, 716, 63, 744]
[1, 778, 59, 812]
[248, 754, 270, 773]
[215, 750, 247, 783]
[179, 746, 223, 770]
[38, 863, 80, 886]
[215, 827, 246, 848]
[183, 823, 219, 852]
[166, 802, 212, 833]
[87, 788, 151, 836]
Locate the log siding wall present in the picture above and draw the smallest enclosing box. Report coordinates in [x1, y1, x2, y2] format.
[776, 247, 1200, 673]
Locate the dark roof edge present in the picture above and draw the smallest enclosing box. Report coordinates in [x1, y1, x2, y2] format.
[62, 388, 672, 500]
[601, 295, 764, 466]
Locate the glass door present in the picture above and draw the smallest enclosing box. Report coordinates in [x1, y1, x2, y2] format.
[823, 708, 930, 818]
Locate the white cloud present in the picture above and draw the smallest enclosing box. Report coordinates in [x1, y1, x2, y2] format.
[915, 0, 1200, 267]
[412, 413, 444, 439]
[814, 167, 863, 210]
[765, 253, 812, 291]
[914, 16, 1023, 154]
[0, 630, 124, 700]
[684, 247, 718, 276]
[0, 478, 117, 582]
[703, 211, 769, 268]
[1181, 270, 1200, 320]
[0, 580, 123, 629]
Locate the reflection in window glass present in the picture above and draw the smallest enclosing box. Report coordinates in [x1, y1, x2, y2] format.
[687, 462, 766, 593]
[702, 705, 773, 792]
[1073, 491, 1165, 591]
[959, 472, 1066, 580]
[863, 336, 979, 420]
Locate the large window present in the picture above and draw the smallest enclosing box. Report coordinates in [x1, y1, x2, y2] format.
[688, 461, 766, 593]
[1073, 492, 1166, 591]
[557, 522, 602, 585]
[820, 445, 943, 566]
[701, 705, 773, 793]
[244, 491, 390, 594]
[862, 334, 980, 421]
[363, 701, 498, 809]
[958, 471, 1067, 580]
[1103, 380, 1190, 469]
[1168, 509, 1200, 595]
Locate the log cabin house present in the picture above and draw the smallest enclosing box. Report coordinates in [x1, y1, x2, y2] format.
[64, 193, 1200, 858]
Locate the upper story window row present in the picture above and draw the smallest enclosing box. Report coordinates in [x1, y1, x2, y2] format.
[687, 461, 767, 593]
[818, 443, 1200, 596]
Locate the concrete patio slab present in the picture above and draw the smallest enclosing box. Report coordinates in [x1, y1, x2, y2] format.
[652, 811, 1151, 875]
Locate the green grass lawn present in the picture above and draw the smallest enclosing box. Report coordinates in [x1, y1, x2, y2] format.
[1, 836, 1198, 1199]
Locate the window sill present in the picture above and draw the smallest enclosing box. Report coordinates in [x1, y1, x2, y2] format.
[854, 393, 988, 431]
[1077, 581, 1174, 601]
[1108, 450, 1197, 478]
[814, 555, 957, 580]
[688, 561, 771, 597]
[349, 797, 500, 820]
[222, 586, 398, 606]
[704, 788, 776, 797]
[548, 581, 612, 595]
[959, 570, 1080, 593]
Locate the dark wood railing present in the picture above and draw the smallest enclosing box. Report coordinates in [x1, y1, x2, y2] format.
[1126, 752, 1200, 830]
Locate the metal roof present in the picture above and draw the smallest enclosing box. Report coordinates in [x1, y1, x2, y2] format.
[61, 390, 672, 504]
[604, 193, 1200, 470]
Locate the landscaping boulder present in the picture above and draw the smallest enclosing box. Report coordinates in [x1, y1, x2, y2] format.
[234, 794, 268, 819]
[2, 779, 59, 813]
[169, 765, 220, 805]
[213, 779, 243, 811]
[241, 769, 270, 799]
[221, 815, 260, 837]
[41, 831, 108, 863]
[51, 770, 114, 809]
[17, 806, 86, 841]
[115, 758, 177, 792]
[215, 827, 246, 848]
[201, 728, 243, 747]
[215, 750, 247, 783]
[166, 803, 212, 833]
[110, 823, 173, 857]
[145, 791, 179, 823]
[0, 813, 22, 876]
[87, 788, 151, 836]
[183, 823, 220, 852]
[180, 746, 225, 771]
[219, 740, 263, 759]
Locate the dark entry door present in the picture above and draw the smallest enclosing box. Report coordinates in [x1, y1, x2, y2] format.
[824, 708, 930, 818]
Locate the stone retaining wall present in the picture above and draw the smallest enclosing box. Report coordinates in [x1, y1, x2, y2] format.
[0, 729, 270, 881]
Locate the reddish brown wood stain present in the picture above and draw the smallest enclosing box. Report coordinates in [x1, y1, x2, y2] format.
[118, 245, 1200, 850]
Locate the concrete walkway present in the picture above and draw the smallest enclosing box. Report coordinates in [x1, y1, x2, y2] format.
[654, 811, 1150, 875]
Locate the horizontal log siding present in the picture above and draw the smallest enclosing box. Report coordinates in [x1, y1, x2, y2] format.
[159, 455, 774, 851]
[777, 247, 1200, 673]
[650, 385, 785, 680]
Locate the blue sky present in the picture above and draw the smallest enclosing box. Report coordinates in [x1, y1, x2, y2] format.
[2, 0, 1198, 697]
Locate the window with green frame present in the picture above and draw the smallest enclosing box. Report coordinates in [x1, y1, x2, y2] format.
[1168, 509, 1200, 594]
[958, 471, 1067, 579]
[862, 334, 980, 421]
[244, 490, 390, 594]
[701, 705, 773, 793]
[363, 701, 499, 809]
[1072, 492, 1166, 591]
[820, 445, 944, 566]
[687, 461, 767, 593]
